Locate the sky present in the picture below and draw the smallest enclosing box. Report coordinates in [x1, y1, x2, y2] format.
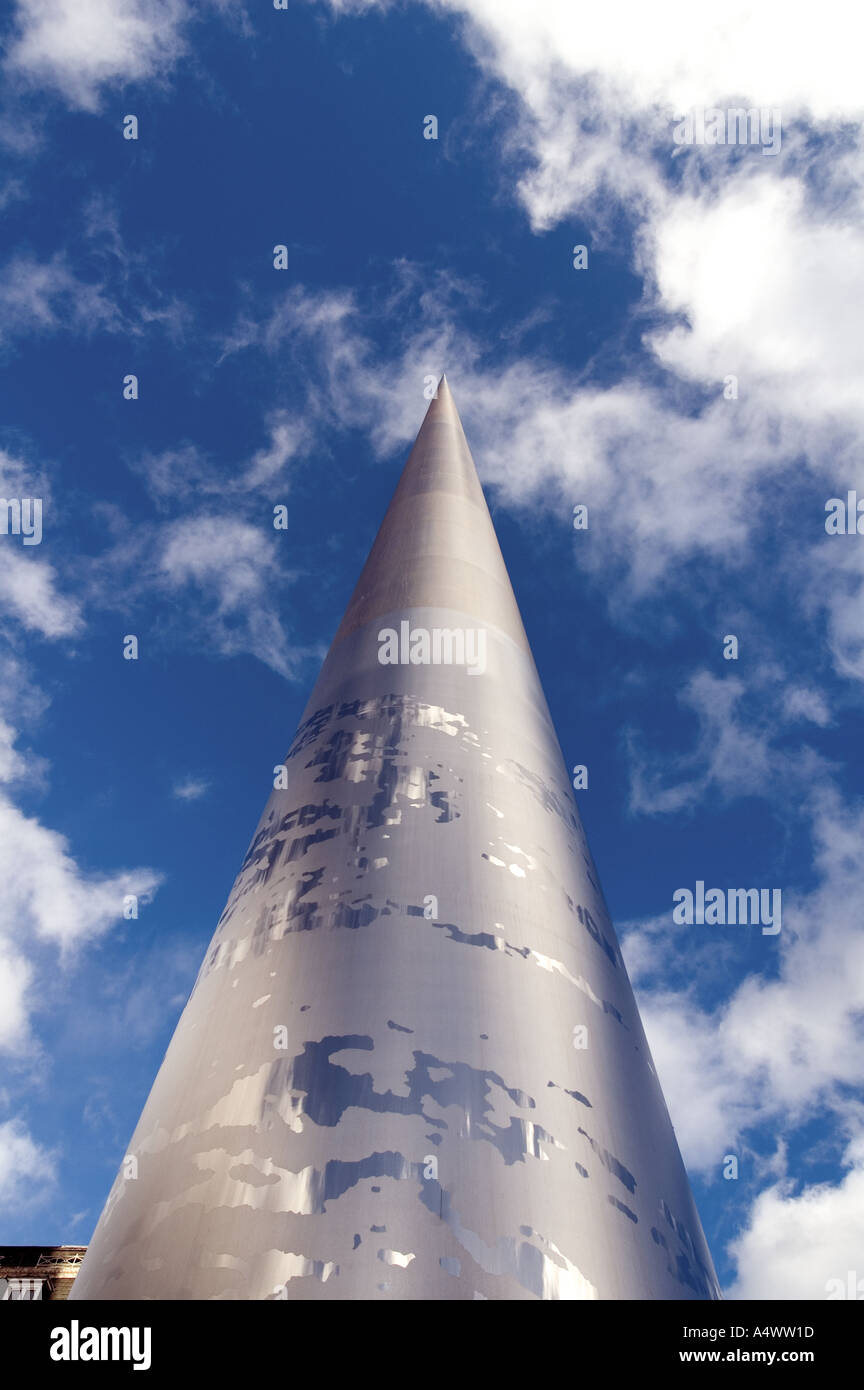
[0, 0, 863, 1300]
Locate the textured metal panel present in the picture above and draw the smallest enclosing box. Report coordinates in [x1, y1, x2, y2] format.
[72, 379, 719, 1301]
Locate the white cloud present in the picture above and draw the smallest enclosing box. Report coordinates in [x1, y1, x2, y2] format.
[159, 514, 279, 607]
[721, 788, 864, 1114]
[6, 0, 189, 112]
[0, 794, 161, 958]
[647, 174, 864, 424]
[0, 242, 188, 347]
[81, 448, 316, 679]
[0, 178, 26, 212]
[416, 0, 864, 236]
[728, 1135, 864, 1300]
[0, 656, 49, 793]
[133, 412, 311, 507]
[636, 994, 759, 1171]
[309, 0, 864, 690]
[620, 786, 864, 1212]
[155, 514, 308, 678]
[0, 450, 84, 639]
[0, 551, 84, 638]
[0, 1117, 56, 1212]
[0, 715, 38, 785]
[242, 412, 313, 489]
[6, 0, 251, 112]
[0, 788, 162, 1057]
[0, 944, 34, 1054]
[626, 669, 831, 816]
[0, 254, 123, 341]
[131, 445, 212, 508]
[430, 0, 864, 120]
[172, 776, 209, 801]
[617, 659, 864, 1193]
[0, 652, 162, 1058]
[782, 687, 832, 728]
[225, 279, 802, 603]
[811, 539, 864, 683]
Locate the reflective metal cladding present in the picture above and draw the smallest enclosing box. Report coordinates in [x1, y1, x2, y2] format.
[72, 377, 720, 1301]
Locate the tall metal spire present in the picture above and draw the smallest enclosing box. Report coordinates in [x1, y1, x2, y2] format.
[73, 379, 719, 1301]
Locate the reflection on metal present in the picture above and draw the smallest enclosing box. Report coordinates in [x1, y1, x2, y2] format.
[72, 377, 719, 1301]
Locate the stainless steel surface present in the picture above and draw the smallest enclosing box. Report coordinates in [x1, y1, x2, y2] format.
[72, 378, 719, 1300]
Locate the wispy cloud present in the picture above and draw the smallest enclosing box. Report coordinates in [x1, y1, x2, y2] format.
[172, 776, 210, 801]
[131, 411, 312, 510]
[625, 667, 833, 817]
[0, 253, 123, 343]
[0, 1117, 57, 1213]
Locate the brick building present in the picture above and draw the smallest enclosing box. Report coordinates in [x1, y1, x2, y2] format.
[0, 1247, 87, 1300]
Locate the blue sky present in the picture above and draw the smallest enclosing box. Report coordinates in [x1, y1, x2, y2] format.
[1, 0, 864, 1299]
